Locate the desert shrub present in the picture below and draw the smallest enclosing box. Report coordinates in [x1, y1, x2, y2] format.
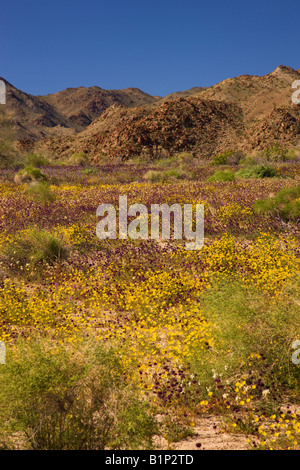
[254, 185, 300, 222]
[25, 153, 49, 167]
[0, 338, 157, 450]
[156, 156, 177, 168]
[133, 154, 152, 164]
[211, 150, 233, 165]
[165, 168, 191, 180]
[83, 167, 99, 175]
[239, 155, 257, 166]
[189, 276, 300, 398]
[211, 150, 243, 166]
[144, 170, 166, 183]
[285, 148, 300, 161]
[26, 182, 56, 203]
[70, 152, 89, 166]
[14, 165, 48, 184]
[160, 415, 194, 443]
[177, 152, 195, 164]
[144, 168, 191, 182]
[262, 143, 289, 162]
[0, 154, 24, 170]
[1, 229, 67, 272]
[207, 170, 235, 182]
[236, 164, 277, 179]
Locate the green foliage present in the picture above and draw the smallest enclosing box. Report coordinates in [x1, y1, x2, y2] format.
[26, 182, 56, 203]
[207, 170, 236, 182]
[1, 229, 68, 272]
[189, 276, 300, 396]
[236, 164, 277, 179]
[177, 152, 195, 164]
[156, 156, 177, 168]
[14, 165, 48, 184]
[144, 168, 191, 182]
[211, 150, 243, 166]
[239, 155, 257, 166]
[160, 415, 194, 443]
[110, 395, 157, 450]
[243, 146, 299, 166]
[0, 338, 157, 450]
[83, 167, 99, 175]
[165, 168, 191, 180]
[143, 170, 165, 182]
[25, 153, 49, 167]
[254, 185, 300, 222]
[70, 152, 89, 166]
[211, 150, 234, 165]
[262, 143, 289, 162]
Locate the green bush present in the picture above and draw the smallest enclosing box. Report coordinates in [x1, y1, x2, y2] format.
[239, 155, 257, 166]
[236, 164, 277, 179]
[165, 168, 191, 180]
[262, 143, 289, 162]
[211, 150, 243, 166]
[0, 338, 157, 450]
[177, 152, 194, 164]
[25, 153, 49, 167]
[211, 150, 234, 165]
[83, 167, 99, 175]
[70, 152, 89, 166]
[189, 276, 300, 398]
[26, 182, 56, 203]
[156, 156, 177, 168]
[144, 170, 166, 183]
[144, 168, 191, 182]
[254, 185, 300, 222]
[14, 165, 48, 184]
[1, 229, 68, 272]
[207, 170, 236, 182]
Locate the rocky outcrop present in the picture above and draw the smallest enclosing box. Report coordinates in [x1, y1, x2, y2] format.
[2, 65, 300, 161]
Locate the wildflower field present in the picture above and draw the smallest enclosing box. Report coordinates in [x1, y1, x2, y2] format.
[0, 159, 299, 450]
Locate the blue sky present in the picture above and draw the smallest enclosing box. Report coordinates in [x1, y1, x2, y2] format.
[1, 0, 299, 96]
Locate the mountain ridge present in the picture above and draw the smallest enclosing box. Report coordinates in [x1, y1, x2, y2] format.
[1, 65, 300, 160]
[0, 78, 158, 142]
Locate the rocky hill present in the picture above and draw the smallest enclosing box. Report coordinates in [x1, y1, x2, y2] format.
[1, 65, 300, 160]
[38, 65, 300, 161]
[0, 78, 157, 143]
[42, 98, 244, 162]
[196, 65, 300, 124]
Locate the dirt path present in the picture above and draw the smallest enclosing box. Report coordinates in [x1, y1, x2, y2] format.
[155, 414, 252, 450]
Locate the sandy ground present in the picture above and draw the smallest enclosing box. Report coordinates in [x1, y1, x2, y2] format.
[154, 414, 253, 450]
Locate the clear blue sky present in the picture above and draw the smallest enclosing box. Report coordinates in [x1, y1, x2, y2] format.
[1, 0, 299, 97]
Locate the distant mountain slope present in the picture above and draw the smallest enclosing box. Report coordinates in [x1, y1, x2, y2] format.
[0, 78, 72, 141]
[40, 97, 245, 161]
[195, 65, 300, 124]
[38, 86, 157, 132]
[157, 87, 206, 102]
[2, 65, 300, 160]
[0, 78, 158, 141]
[38, 65, 300, 161]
